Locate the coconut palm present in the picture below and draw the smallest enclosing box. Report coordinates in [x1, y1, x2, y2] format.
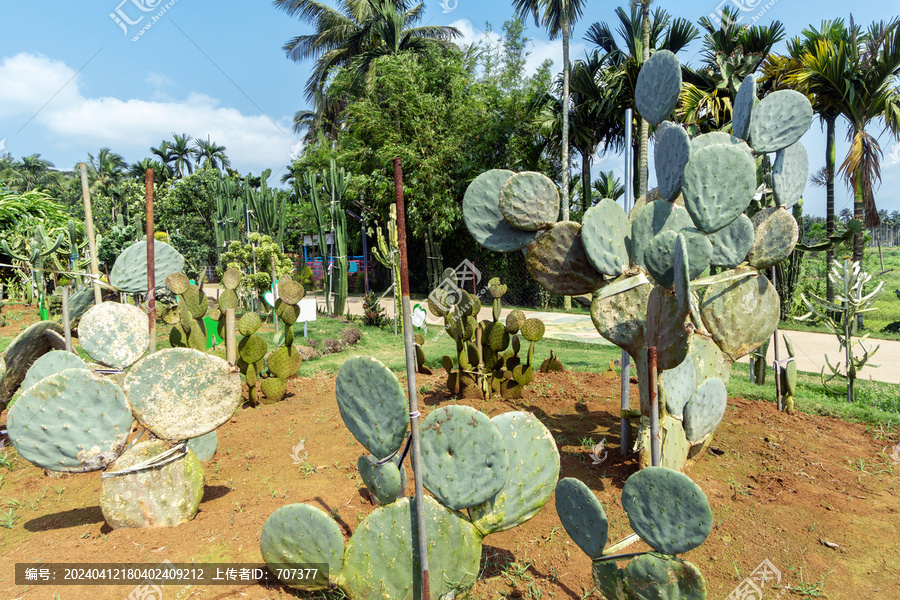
[593, 170, 625, 203]
[194, 138, 231, 172]
[513, 0, 589, 223]
[274, 0, 461, 101]
[1, 154, 63, 193]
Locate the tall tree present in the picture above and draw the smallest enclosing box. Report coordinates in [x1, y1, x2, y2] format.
[0, 154, 63, 193]
[168, 133, 197, 178]
[194, 138, 232, 172]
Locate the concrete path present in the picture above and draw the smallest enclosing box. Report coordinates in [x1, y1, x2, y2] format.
[330, 294, 900, 385]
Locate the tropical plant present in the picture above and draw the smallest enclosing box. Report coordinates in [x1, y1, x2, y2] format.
[193, 137, 231, 172]
[168, 133, 197, 178]
[0, 154, 65, 193]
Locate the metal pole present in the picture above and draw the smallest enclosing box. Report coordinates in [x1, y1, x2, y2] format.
[146, 170, 156, 354]
[621, 109, 634, 456]
[61, 286, 72, 352]
[392, 157, 430, 600]
[649, 345, 660, 467]
[771, 267, 781, 410]
[79, 163, 103, 305]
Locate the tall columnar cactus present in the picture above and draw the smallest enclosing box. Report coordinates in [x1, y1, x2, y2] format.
[260, 356, 560, 599]
[303, 170, 332, 315]
[212, 176, 243, 253]
[324, 159, 350, 317]
[245, 169, 286, 249]
[461, 51, 813, 470]
[1, 224, 65, 306]
[372, 203, 403, 334]
[556, 468, 713, 600]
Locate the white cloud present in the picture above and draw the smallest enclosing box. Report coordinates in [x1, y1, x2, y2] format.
[146, 71, 174, 88]
[0, 52, 297, 174]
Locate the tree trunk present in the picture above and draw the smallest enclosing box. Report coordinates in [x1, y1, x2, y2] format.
[582, 148, 591, 212]
[562, 18, 572, 310]
[638, 1, 651, 201]
[825, 115, 836, 306]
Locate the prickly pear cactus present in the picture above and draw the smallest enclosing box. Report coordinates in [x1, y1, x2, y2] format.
[261, 356, 560, 599]
[20, 350, 86, 392]
[462, 48, 813, 470]
[165, 274, 208, 352]
[99, 440, 204, 529]
[236, 311, 266, 404]
[555, 467, 712, 599]
[78, 302, 149, 368]
[110, 240, 185, 294]
[259, 277, 305, 403]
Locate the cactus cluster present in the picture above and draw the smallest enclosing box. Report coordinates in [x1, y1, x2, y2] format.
[166, 272, 209, 351]
[260, 276, 306, 402]
[428, 274, 545, 399]
[260, 356, 560, 599]
[556, 467, 713, 600]
[6, 265, 241, 529]
[462, 50, 813, 468]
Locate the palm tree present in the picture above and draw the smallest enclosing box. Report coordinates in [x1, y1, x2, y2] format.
[593, 170, 625, 203]
[194, 137, 232, 172]
[776, 18, 900, 270]
[584, 4, 697, 195]
[513, 0, 588, 224]
[87, 148, 127, 198]
[273, 0, 461, 101]
[168, 133, 196, 178]
[1, 154, 63, 193]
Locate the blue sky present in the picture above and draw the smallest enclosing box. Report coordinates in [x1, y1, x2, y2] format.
[0, 0, 897, 219]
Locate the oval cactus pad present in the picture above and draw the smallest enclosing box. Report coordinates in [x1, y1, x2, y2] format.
[8, 368, 132, 472]
[773, 141, 808, 209]
[260, 503, 343, 590]
[682, 144, 756, 234]
[635, 50, 682, 126]
[749, 89, 813, 153]
[20, 350, 86, 392]
[420, 405, 509, 510]
[555, 477, 609, 559]
[499, 171, 560, 231]
[125, 348, 242, 440]
[655, 123, 691, 201]
[731, 74, 756, 141]
[110, 240, 185, 294]
[622, 466, 713, 555]
[78, 302, 149, 368]
[582, 199, 630, 277]
[463, 169, 536, 252]
[683, 377, 727, 444]
[525, 222, 605, 296]
[335, 356, 408, 460]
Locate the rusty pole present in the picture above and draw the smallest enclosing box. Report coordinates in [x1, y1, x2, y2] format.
[648, 346, 660, 466]
[146, 169, 156, 353]
[79, 163, 103, 305]
[393, 157, 430, 600]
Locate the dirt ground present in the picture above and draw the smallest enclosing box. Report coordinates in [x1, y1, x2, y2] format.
[1, 306, 899, 599]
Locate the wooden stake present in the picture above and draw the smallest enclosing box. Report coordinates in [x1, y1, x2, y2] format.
[79, 163, 103, 305]
[62, 286, 72, 352]
[225, 308, 236, 364]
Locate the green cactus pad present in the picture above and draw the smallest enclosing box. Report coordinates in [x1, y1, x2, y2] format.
[340, 496, 482, 600]
[67, 288, 96, 328]
[488, 322, 510, 352]
[782, 357, 798, 397]
[463, 169, 536, 252]
[682, 144, 757, 234]
[165, 272, 190, 295]
[661, 416, 690, 472]
[335, 356, 408, 460]
[506, 309, 526, 334]
[707, 213, 754, 268]
[732, 74, 757, 141]
[125, 348, 242, 440]
[520, 318, 545, 342]
[99, 440, 204, 529]
[110, 240, 185, 294]
[218, 289, 239, 313]
[238, 334, 267, 364]
[182, 284, 208, 319]
[469, 412, 560, 536]
[747, 207, 799, 269]
[689, 132, 753, 160]
[655, 123, 691, 201]
[635, 50, 682, 126]
[260, 377, 287, 402]
[420, 405, 509, 510]
[622, 553, 708, 600]
[358, 453, 404, 505]
[748, 89, 814, 153]
[773, 141, 808, 209]
[631, 201, 693, 269]
[525, 222, 605, 295]
[278, 280, 305, 305]
[683, 377, 727, 445]
[20, 350, 86, 392]
[582, 199, 630, 277]
[268, 345, 302, 379]
[187, 430, 217, 461]
[622, 466, 713, 555]
[554, 477, 608, 559]
[673, 232, 691, 316]
[646, 286, 690, 371]
[222, 267, 242, 290]
[591, 274, 651, 354]
[8, 368, 132, 472]
[592, 562, 624, 600]
[260, 503, 342, 590]
[499, 171, 560, 231]
[659, 356, 697, 418]
[689, 335, 732, 384]
[488, 277, 507, 298]
[77, 302, 148, 369]
[645, 229, 712, 289]
[700, 266, 779, 361]
[238, 312, 261, 336]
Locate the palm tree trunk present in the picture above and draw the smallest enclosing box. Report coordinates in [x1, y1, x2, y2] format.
[825, 115, 836, 306]
[638, 1, 651, 201]
[562, 18, 572, 310]
[853, 162, 865, 265]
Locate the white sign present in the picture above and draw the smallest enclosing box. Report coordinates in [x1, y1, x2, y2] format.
[297, 298, 317, 323]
